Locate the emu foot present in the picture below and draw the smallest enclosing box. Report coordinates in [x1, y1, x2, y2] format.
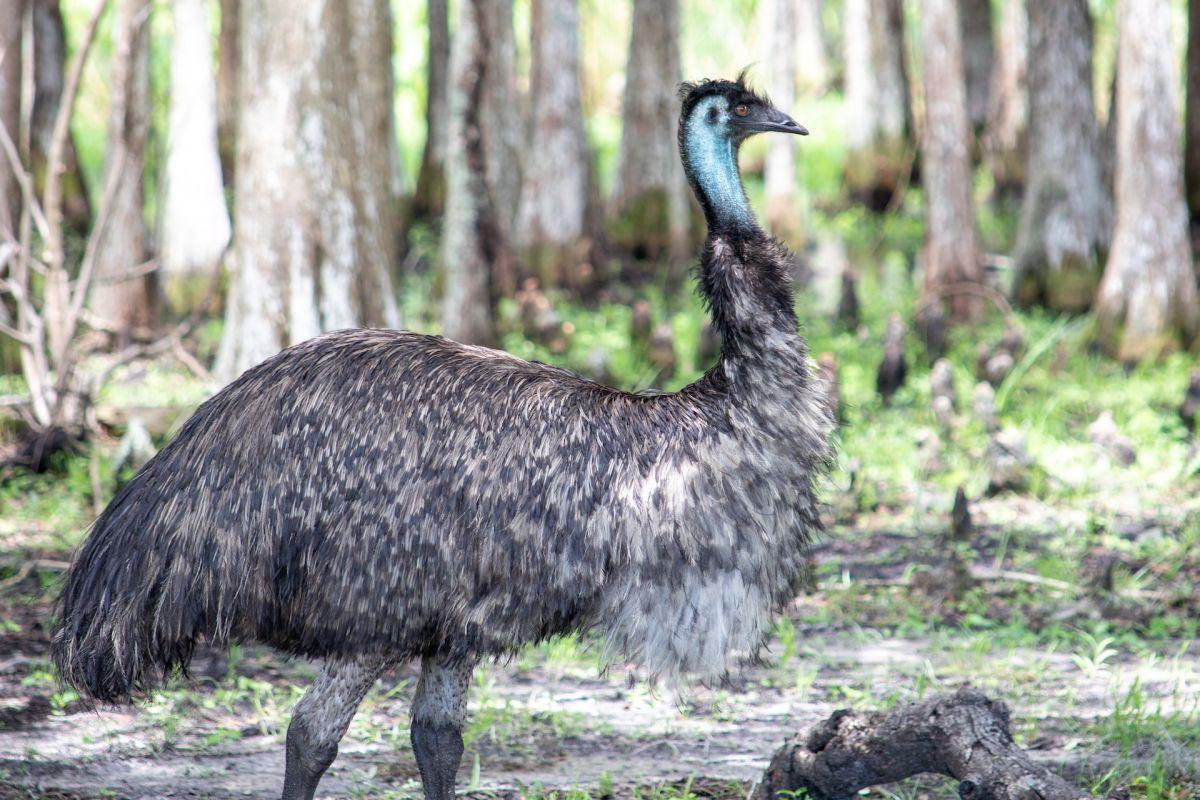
[411, 719, 465, 800]
[757, 687, 1094, 800]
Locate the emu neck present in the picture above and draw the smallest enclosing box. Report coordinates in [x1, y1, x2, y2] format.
[683, 120, 755, 233]
[681, 112, 799, 363]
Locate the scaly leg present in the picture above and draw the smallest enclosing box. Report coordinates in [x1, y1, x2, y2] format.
[410, 653, 476, 800]
[281, 655, 390, 800]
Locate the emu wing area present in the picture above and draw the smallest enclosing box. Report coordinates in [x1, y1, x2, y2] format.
[128, 329, 727, 661]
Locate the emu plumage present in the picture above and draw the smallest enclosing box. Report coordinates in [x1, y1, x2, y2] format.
[53, 76, 832, 800]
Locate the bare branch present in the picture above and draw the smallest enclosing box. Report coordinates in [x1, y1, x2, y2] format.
[43, 0, 110, 273]
[85, 258, 158, 287]
[171, 335, 211, 382]
[68, 148, 127, 326]
[0, 317, 31, 344]
[0, 119, 49, 241]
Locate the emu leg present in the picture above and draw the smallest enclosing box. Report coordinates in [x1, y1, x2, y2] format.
[410, 654, 476, 800]
[281, 655, 390, 800]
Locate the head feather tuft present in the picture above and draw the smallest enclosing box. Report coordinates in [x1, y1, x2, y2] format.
[677, 69, 773, 122]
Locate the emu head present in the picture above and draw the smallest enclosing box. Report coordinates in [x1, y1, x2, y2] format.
[678, 72, 807, 150]
[677, 72, 807, 231]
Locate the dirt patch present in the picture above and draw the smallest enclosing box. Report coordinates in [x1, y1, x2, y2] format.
[1, 625, 1193, 799]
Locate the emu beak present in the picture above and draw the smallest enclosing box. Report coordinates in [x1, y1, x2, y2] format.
[741, 106, 809, 136]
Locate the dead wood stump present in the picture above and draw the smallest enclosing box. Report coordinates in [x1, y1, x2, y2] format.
[757, 688, 1092, 800]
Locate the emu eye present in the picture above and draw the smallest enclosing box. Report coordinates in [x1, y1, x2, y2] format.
[733, 104, 750, 117]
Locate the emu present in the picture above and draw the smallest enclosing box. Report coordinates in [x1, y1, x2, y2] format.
[52, 77, 831, 800]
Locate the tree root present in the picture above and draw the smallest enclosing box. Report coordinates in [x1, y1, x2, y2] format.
[757, 688, 1093, 800]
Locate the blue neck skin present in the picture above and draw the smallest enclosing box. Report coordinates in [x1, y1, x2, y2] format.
[683, 98, 756, 232]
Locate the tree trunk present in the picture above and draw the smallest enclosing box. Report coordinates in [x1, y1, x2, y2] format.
[763, 0, 802, 241]
[1095, 0, 1199, 361]
[216, 0, 238, 188]
[609, 0, 689, 266]
[1011, 0, 1111, 312]
[216, 0, 401, 381]
[959, 0, 994, 136]
[351, 0, 404, 238]
[0, 0, 20, 235]
[794, 0, 829, 95]
[758, 689, 1092, 800]
[1186, 0, 1200, 226]
[89, 0, 153, 338]
[983, 0, 1027, 197]
[842, 0, 911, 210]
[516, 0, 591, 289]
[413, 0, 449, 220]
[29, 0, 92, 236]
[159, 0, 231, 309]
[918, 0, 984, 322]
[480, 0, 520, 242]
[439, 0, 502, 346]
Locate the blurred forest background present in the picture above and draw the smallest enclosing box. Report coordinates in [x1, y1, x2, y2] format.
[2, 0, 1200, 798]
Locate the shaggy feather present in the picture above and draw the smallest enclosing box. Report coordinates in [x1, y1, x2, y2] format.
[52, 78, 833, 705]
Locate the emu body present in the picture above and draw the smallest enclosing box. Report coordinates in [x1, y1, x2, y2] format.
[53, 77, 831, 800]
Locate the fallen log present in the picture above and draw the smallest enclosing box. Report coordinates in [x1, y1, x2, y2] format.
[757, 688, 1093, 800]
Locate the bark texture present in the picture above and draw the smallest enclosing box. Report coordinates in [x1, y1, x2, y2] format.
[983, 0, 1027, 196]
[919, 0, 984, 321]
[959, 0, 994, 134]
[1095, 0, 1199, 361]
[516, 0, 591, 287]
[757, 689, 1092, 800]
[216, 0, 401, 381]
[1012, 0, 1111, 311]
[1186, 0, 1200, 225]
[89, 0, 153, 337]
[439, 0, 501, 345]
[160, 0, 231, 288]
[794, 0, 829, 94]
[0, 0, 20, 234]
[842, 0, 910, 210]
[351, 0, 404, 213]
[413, 0, 449, 219]
[609, 0, 689, 263]
[480, 0, 520, 240]
[216, 0, 238, 186]
[763, 0, 802, 241]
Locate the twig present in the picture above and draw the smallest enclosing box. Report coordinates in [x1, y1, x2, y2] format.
[89, 448, 105, 517]
[171, 336, 211, 382]
[0, 561, 34, 592]
[0, 558, 70, 592]
[970, 567, 1074, 592]
[0, 318, 31, 344]
[86, 258, 158, 287]
[916, 281, 1014, 319]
